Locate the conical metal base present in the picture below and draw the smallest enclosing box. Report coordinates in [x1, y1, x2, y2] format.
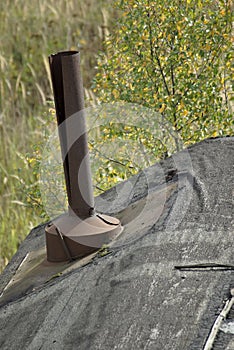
[45, 214, 123, 262]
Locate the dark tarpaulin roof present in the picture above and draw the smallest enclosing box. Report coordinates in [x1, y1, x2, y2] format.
[0, 137, 233, 350]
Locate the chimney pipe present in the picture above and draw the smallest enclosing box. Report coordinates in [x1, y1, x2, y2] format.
[45, 51, 122, 262]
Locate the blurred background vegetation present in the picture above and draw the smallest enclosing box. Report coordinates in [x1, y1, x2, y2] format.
[0, 0, 233, 272]
[0, 0, 116, 271]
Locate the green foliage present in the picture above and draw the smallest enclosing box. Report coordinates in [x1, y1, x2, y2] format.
[0, 0, 115, 271]
[89, 116, 174, 195]
[94, 0, 234, 144]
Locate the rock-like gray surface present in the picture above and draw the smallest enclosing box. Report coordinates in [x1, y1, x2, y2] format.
[0, 137, 233, 350]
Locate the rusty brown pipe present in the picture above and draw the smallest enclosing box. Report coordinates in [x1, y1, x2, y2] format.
[49, 51, 94, 219]
[45, 51, 123, 262]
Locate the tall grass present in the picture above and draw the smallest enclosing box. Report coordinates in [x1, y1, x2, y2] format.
[0, 0, 114, 271]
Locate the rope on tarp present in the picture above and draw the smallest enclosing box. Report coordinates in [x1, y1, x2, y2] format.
[203, 289, 234, 350]
[174, 263, 234, 271]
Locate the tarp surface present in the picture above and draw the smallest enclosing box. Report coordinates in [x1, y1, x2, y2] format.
[0, 137, 233, 350]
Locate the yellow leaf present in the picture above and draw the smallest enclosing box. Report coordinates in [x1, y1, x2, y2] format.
[159, 104, 166, 113]
[112, 89, 120, 98]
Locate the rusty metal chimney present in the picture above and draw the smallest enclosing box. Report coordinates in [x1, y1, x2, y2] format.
[45, 51, 122, 262]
